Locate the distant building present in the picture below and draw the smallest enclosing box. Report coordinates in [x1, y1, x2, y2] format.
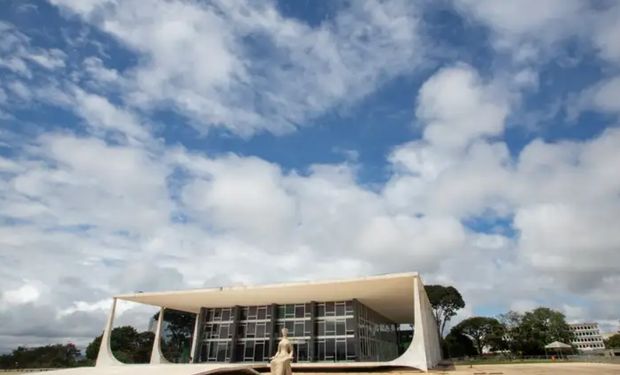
[570, 323, 605, 351]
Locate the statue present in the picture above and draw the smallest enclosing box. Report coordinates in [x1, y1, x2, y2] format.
[270, 328, 293, 375]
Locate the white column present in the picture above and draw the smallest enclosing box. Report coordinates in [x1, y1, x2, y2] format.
[190, 308, 204, 363]
[96, 298, 123, 367]
[150, 306, 170, 364]
[389, 275, 442, 372]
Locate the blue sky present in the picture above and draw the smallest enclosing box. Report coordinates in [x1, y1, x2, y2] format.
[1, 0, 619, 351]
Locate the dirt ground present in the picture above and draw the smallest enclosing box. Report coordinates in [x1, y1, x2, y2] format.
[442, 362, 620, 374]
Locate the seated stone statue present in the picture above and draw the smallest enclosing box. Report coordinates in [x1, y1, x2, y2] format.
[270, 328, 293, 375]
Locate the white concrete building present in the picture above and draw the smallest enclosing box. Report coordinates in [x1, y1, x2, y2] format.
[51, 272, 441, 374]
[570, 323, 605, 352]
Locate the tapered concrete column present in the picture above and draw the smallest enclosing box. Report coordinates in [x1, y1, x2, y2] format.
[95, 298, 123, 367]
[150, 307, 170, 364]
[190, 308, 205, 363]
[389, 276, 441, 371]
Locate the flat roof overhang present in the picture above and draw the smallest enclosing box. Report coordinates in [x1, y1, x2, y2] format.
[115, 272, 417, 323]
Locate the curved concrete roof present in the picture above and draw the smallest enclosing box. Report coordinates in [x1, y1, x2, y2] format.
[116, 272, 417, 323]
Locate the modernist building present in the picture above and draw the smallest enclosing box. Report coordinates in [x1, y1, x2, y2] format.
[94, 273, 441, 373]
[570, 323, 605, 351]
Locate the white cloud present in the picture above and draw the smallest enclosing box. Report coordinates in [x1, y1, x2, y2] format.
[382, 65, 620, 319]
[573, 75, 620, 117]
[7, 80, 31, 100]
[72, 87, 150, 141]
[1, 0, 619, 353]
[81, 56, 121, 85]
[181, 155, 296, 247]
[50, 0, 424, 137]
[415, 64, 510, 152]
[513, 128, 620, 289]
[385, 65, 513, 218]
[592, 2, 620, 65]
[0, 21, 66, 77]
[24, 49, 66, 70]
[453, 0, 588, 63]
[454, 0, 620, 123]
[6, 134, 171, 233]
[1, 284, 41, 307]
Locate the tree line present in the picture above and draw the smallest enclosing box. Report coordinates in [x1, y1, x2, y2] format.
[0, 310, 194, 369]
[0, 343, 85, 369]
[426, 285, 620, 358]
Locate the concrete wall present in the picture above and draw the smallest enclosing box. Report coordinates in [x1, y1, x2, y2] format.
[389, 275, 442, 371]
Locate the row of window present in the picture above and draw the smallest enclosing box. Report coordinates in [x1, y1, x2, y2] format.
[570, 325, 599, 331]
[278, 304, 311, 319]
[203, 315, 358, 340]
[205, 307, 235, 323]
[242, 305, 272, 321]
[199, 337, 358, 363]
[200, 341, 232, 363]
[236, 339, 271, 362]
[317, 301, 354, 317]
[204, 322, 233, 340]
[315, 337, 356, 361]
[573, 331, 601, 336]
[573, 337, 604, 343]
[203, 302, 356, 323]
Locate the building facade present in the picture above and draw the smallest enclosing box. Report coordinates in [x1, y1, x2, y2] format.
[93, 273, 442, 373]
[196, 300, 399, 363]
[570, 323, 605, 351]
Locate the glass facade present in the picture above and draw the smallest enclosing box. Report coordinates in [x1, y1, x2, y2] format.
[200, 307, 234, 362]
[235, 305, 272, 362]
[275, 303, 312, 361]
[314, 301, 356, 361]
[358, 303, 399, 361]
[196, 300, 400, 363]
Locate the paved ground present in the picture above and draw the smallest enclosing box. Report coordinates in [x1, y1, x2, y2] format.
[3, 362, 620, 374]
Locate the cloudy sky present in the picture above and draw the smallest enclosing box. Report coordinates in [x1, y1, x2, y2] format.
[1, 0, 619, 353]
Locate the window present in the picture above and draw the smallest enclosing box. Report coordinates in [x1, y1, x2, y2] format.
[295, 305, 305, 318]
[357, 303, 398, 362]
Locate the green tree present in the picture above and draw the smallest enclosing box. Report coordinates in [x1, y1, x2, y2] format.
[85, 326, 154, 364]
[517, 307, 573, 355]
[425, 285, 465, 337]
[454, 316, 505, 355]
[85, 335, 102, 362]
[497, 311, 523, 355]
[604, 334, 620, 348]
[135, 331, 156, 363]
[443, 328, 477, 358]
[0, 344, 81, 369]
[153, 309, 195, 363]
